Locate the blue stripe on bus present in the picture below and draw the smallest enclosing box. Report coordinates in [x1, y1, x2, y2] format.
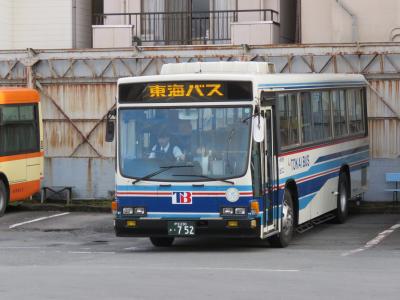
[279, 153, 369, 185]
[299, 193, 317, 210]
[315, 145, 369, 164]
[115, 195, 254, 213]
[273, 160, 368, 211]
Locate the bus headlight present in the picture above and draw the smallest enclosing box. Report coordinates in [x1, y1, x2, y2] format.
[123, 207, 146, 216]
[222, 207, 234, 215]
[234, 207, 246, 215]
[221, 207, 246, 216]
[123, 207, 134, 215]
[134, 207, 146, 215]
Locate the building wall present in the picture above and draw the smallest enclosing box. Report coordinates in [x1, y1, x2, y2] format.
[12, 0, 73, 49]
[0, 0, 92, 50]
[0, 0, 12, 49]
[302, 0, 400, 43]
[103, 0, 140, 25]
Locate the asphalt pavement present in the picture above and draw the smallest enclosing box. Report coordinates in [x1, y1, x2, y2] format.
[0, 207, 399, 300]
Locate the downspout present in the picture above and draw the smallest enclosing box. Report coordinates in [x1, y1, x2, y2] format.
[336, 0, 358, 42]
[72, 0, 77, 48]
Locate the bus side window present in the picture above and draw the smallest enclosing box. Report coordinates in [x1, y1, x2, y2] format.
[301, 91, 332, 144]
[0, 104, 39, 155]
[332, 90, 348, 137]
[300, 92, 313, 143]
[310, 91, 331, 141]
[279, 93, 299, 148]
[347, 89, 364, 135]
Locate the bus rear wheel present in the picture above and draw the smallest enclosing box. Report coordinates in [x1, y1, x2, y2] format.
[0, 181, 8, 217]
[150, 237, 174, 247]
[335, 173, 349, 224]
[268, 188, 294, 248]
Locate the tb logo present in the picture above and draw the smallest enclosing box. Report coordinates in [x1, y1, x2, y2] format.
[172, 192, 192, 205]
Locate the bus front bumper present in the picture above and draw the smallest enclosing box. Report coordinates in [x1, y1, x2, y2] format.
[114, 218, 261, 238]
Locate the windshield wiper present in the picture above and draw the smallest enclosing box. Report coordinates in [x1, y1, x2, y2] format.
[173, 174, 234, 185]
[132, 164, 194, 185]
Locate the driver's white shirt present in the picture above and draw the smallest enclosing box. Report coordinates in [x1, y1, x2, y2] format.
[149, 142, 184, 159]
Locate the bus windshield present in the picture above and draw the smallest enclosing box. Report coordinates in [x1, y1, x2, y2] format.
[119, 106, 252, 182]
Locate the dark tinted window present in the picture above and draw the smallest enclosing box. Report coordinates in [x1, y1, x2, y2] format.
[119, 81, 253, 103]
[0, 104, 39, 155]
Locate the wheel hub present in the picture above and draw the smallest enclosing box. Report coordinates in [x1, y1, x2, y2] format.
[282, 199, 293, 235]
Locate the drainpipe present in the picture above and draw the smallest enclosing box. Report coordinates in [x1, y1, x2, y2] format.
[336, 0, 358, 42]
[72, 0, 77, 48]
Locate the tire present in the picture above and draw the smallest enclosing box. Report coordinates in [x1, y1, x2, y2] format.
[0, 181, 8, 217]
[335, 173, 349, 224]
[268, 188, 294, 248]
[150, 237, 174, 247]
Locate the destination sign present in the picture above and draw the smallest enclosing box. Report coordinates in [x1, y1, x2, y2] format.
[119, 81, 252, 103]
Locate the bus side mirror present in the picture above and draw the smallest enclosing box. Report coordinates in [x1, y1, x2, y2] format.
[105, 109, 116, 142]
[105, 120, 115, 142]
[253, 115, 265, 143]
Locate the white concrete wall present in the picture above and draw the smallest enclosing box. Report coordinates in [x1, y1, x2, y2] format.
[13, 0, 73, 48]
[75, 0, 92, 48]
[104, 0, 140, 25]
[0, 0, 12, 49]
[302, 0, 400, 43]
[12, 0, 73, 49]
[1, 0, 92, 50]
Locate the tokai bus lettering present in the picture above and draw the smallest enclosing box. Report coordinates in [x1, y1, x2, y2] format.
[288, 155, 310, 170]
[148, 83, 223, 98]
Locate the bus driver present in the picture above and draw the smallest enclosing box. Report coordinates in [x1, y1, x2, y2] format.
[149, 130, 185, 161]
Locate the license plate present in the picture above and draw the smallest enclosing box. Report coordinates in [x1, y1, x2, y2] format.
[168, 221, 195, 236]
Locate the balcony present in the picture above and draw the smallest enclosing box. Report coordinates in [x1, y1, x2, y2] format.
[92, 9, 280, 47]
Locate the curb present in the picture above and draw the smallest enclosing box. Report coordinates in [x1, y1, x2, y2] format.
[349, 201, 400, 214]
[15, 202, 111, 213]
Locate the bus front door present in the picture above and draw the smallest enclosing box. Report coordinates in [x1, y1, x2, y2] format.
[263, 107, 279, 235]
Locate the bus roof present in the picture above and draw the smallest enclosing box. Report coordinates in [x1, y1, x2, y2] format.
[0, 87, 40, 105]
[118, 73, 367, 89]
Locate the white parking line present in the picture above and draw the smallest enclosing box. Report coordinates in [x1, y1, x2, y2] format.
[9, 212, 71, 229]
[342, 222, 400, 256]
[68, 251, 115, 254]
[133, 266, 300, 273]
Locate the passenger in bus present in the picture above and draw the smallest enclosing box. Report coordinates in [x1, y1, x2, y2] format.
[149, 130, 185, 161]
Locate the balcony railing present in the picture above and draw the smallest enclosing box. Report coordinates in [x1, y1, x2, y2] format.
[93, 9, 279, 45]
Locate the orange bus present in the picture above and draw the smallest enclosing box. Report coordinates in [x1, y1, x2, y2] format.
[0, 88, 44, 216]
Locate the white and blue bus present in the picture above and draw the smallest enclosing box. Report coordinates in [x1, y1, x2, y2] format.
[108, 62, 368, 247]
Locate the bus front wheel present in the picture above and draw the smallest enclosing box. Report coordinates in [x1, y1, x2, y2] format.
[0, 181, 8, 217]
[150, 237, 174, 247]
[268, 188, 294, 248]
